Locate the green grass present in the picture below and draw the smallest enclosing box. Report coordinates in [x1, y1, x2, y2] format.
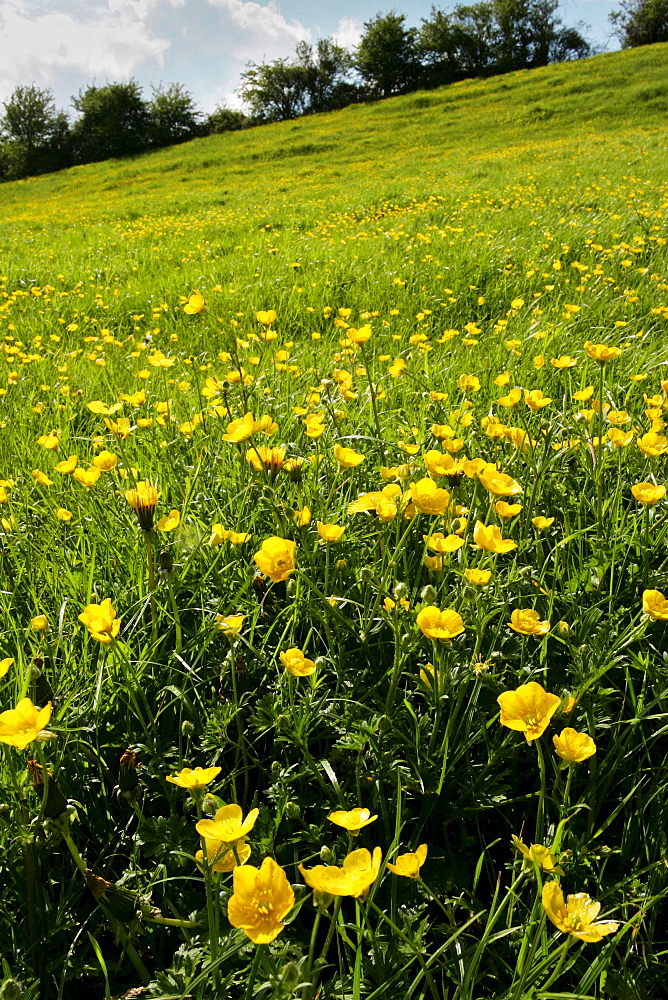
[0, 42, 667, 1000]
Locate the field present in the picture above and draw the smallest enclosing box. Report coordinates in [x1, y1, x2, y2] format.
[1, 41, 668, 1000]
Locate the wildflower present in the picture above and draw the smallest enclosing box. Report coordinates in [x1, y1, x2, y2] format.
[0, 698, 53, 749]
[478, 464, 522, 496]
[508, 609, 551, 636]
[197, 836, 251, 873]
[512, 836, 562, 873]
[183, 291, 205, 314]
[31, 615, 48, 630]
[348, 486, 401, 522]
[631, 483, 665, 504]
[37, 433, 60, 450]
[642, 589, 668, 620]
[542, 882, 618, 942]
[216, 614, 245, 635]
[31, 470, 53, 486]
[553, 728, 597, 763]
[417, 606, 465, 640]
[348, 325, 372, 344]
[423, 532, 464, 553]
[387, 844, 428, 878]
[73, 467, 101, 488]
[55, 455, 78, 473]
[473, 521, 517, 553]
[0, 657, 13, 678]
[495, 500, 522, 517]
[464, 568, 492, 585]
[423, 451, 467, 483]
[584, 342, 622, 363]
[293, 506, 312, 526]
[532, 516, 555, 530]
[125, 481, 159, 530]
[256, 309, 277, 325]
[299, 847, 382, 899]
[333, 444, 365, 468]
[228, 857, 294, 943]
[497, 387, 522, 407]
[166, 766, 222, 789]
[328, 807, 377, 834]
[637, 431, 668, 457]
[280, 647, 316, 676]
[409, 478, 450, 515]
[317, 522, 345, 542]
[157, 509, 180, 531]
[246, 446, 285, 479]
[551, 355, 577, 369]
[254, 537, 297, 583]
[196, 803, 259, 844]
[78, 599, 121, 644]
[524, 389, 552, 410]
[497, 681, 561, 742]
[457, 374, 480, 392]
[93, 450, 118, 471]
[304, 412, 325, 438]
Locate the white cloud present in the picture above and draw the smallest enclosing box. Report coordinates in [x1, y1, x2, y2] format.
[332, 15, 362, 50]
[207, 0, 310, 45]
[0, 0, 172, 103]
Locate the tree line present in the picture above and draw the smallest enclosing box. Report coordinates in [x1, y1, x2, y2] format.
[1, 0, 666, 183]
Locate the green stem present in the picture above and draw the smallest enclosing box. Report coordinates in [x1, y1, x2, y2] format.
[145, 530, 158, 641]
[541, 935, 573, 990]
[596, 360, 605, 535]
[535, 738, 547, 844]
[243, 943, 264, 1000]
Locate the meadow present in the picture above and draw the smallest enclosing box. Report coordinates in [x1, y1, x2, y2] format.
[0, 40, 668, 1000]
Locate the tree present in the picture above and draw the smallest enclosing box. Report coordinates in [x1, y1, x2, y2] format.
[205, 107, 252, 134]
[71, 80, 150, 163]
[610, 0, 668, 45]
[294, 38, 358, 113]
[419, 4, 499, 83]
[148, 83, 203, 147]
[0, 85, 71, 179]
[238, 59, 309, 122]
[355, 11, 421, 98]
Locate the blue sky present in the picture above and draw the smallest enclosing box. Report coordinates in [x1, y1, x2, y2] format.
[0, 0, 621, 115]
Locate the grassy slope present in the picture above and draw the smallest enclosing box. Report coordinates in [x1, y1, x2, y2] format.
[1, 43, 667, 230]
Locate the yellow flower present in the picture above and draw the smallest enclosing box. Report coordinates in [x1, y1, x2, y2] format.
[299, 847, 382, 899]
[422, 451, 467, 483]
[542, 882, 619, 942]
[280, 647, 316, 676]
[37, 432, 60, 450]
[246, 446, 286, 480]
[409, 478, 451, 515]
[157, 509, 180, 531]
[464, 568, 492, 585]
[222, 412, 255, 442]
[256, 309, 277, 325]
[293, 506, 312, 526]
[317, 521, 345, 542]
[573, 386, 594, 401]
[125, 481, 159, 530]
[497, 681, 561, 742]
[631, 483, 665, 505]
[197, 837, 251, 873]
[216, 614, 245, 635]
[348, 486, 401, 522]
[473, 521, 517, 553]
[637, 431, 668, 457]
[417, 606, 465, 640]
[54, 455, 78, 474]
[304, 412, 325, 438]
[196, 803, 259, 844]
[73, 467, 101, 488]
[423, 554, 444, 572]
[495, 500, 522, 517]
[328, 807, 377, 833]
[524, 389, 552, 410]
[642, 589, 668, 620]
[333, 444, 365, 468]
[92, 450, 118, 471]
[584, 341, 622, 363]
[166, 766, 222, 789]
[0, 697, 53, 749]
[511, 836, 562, 873]
[347, 325, 372, 344]
[228, 857, 294, 943]
[55, 508, 73, 521]
[423, 532, 464, 553]
[478, 464, 522, 496]
[551, 355, 577, 369]
[387, 844, 428, 878]
[31, 470, 53, 486]
[183, 290, 205, 314]
[532, 516, 555, 530]
[508, 609, 551, 636]
[78, 599, 121, 644]
[553, 728, 597, 763]
[254, 537, 297, 583]
[31, 615, 48, 631]
[0, 657, 14, 678]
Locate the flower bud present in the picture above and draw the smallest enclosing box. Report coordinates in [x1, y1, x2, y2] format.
[358, 567, 374, 583]
[285, 801, 301, 819]
[118, 749, 140, 798]
[394, 582, 409, 600]
[285, 578, 297, 597]
[27, 760, 68, 820]
[181, 720, 195, 737]
[420, 585, 437, 605]
[314, 656, 328, 670]
[319, 844, 335, 863]
[85, 869, 138, 923]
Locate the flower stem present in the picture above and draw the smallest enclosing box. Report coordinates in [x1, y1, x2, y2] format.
[145, 530, 158, 642]
[535, 737, 547, 843]
[243, 943, 263, 1000]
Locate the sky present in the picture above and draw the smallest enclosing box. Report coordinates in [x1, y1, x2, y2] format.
[0, 0, 622, 116]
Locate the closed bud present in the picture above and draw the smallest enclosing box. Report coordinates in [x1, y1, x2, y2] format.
[378, 714, 391, 733]
[420, 585, 437, 605]
[285, 578, 297, 597]
[277, 714, 290, 732]
[181, 720, 195, 737]
[30, 664, 42, 681]
[556, 620, 571, 637]
[319, 844, 335, 863]
[159, 548, 173, 575]
[201, 793, 220, 815]
[271, 760, 282, 776]
[400, 632, 413, 651]
[358, 567, 374, 583]
[118, 749, 140, 796]
[335, 559, 347, 571]
[285, 801, 301, 819]
[85, 869, 138, 923]
[27, 760, 68, 820]
[394, 582, 409, 600]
